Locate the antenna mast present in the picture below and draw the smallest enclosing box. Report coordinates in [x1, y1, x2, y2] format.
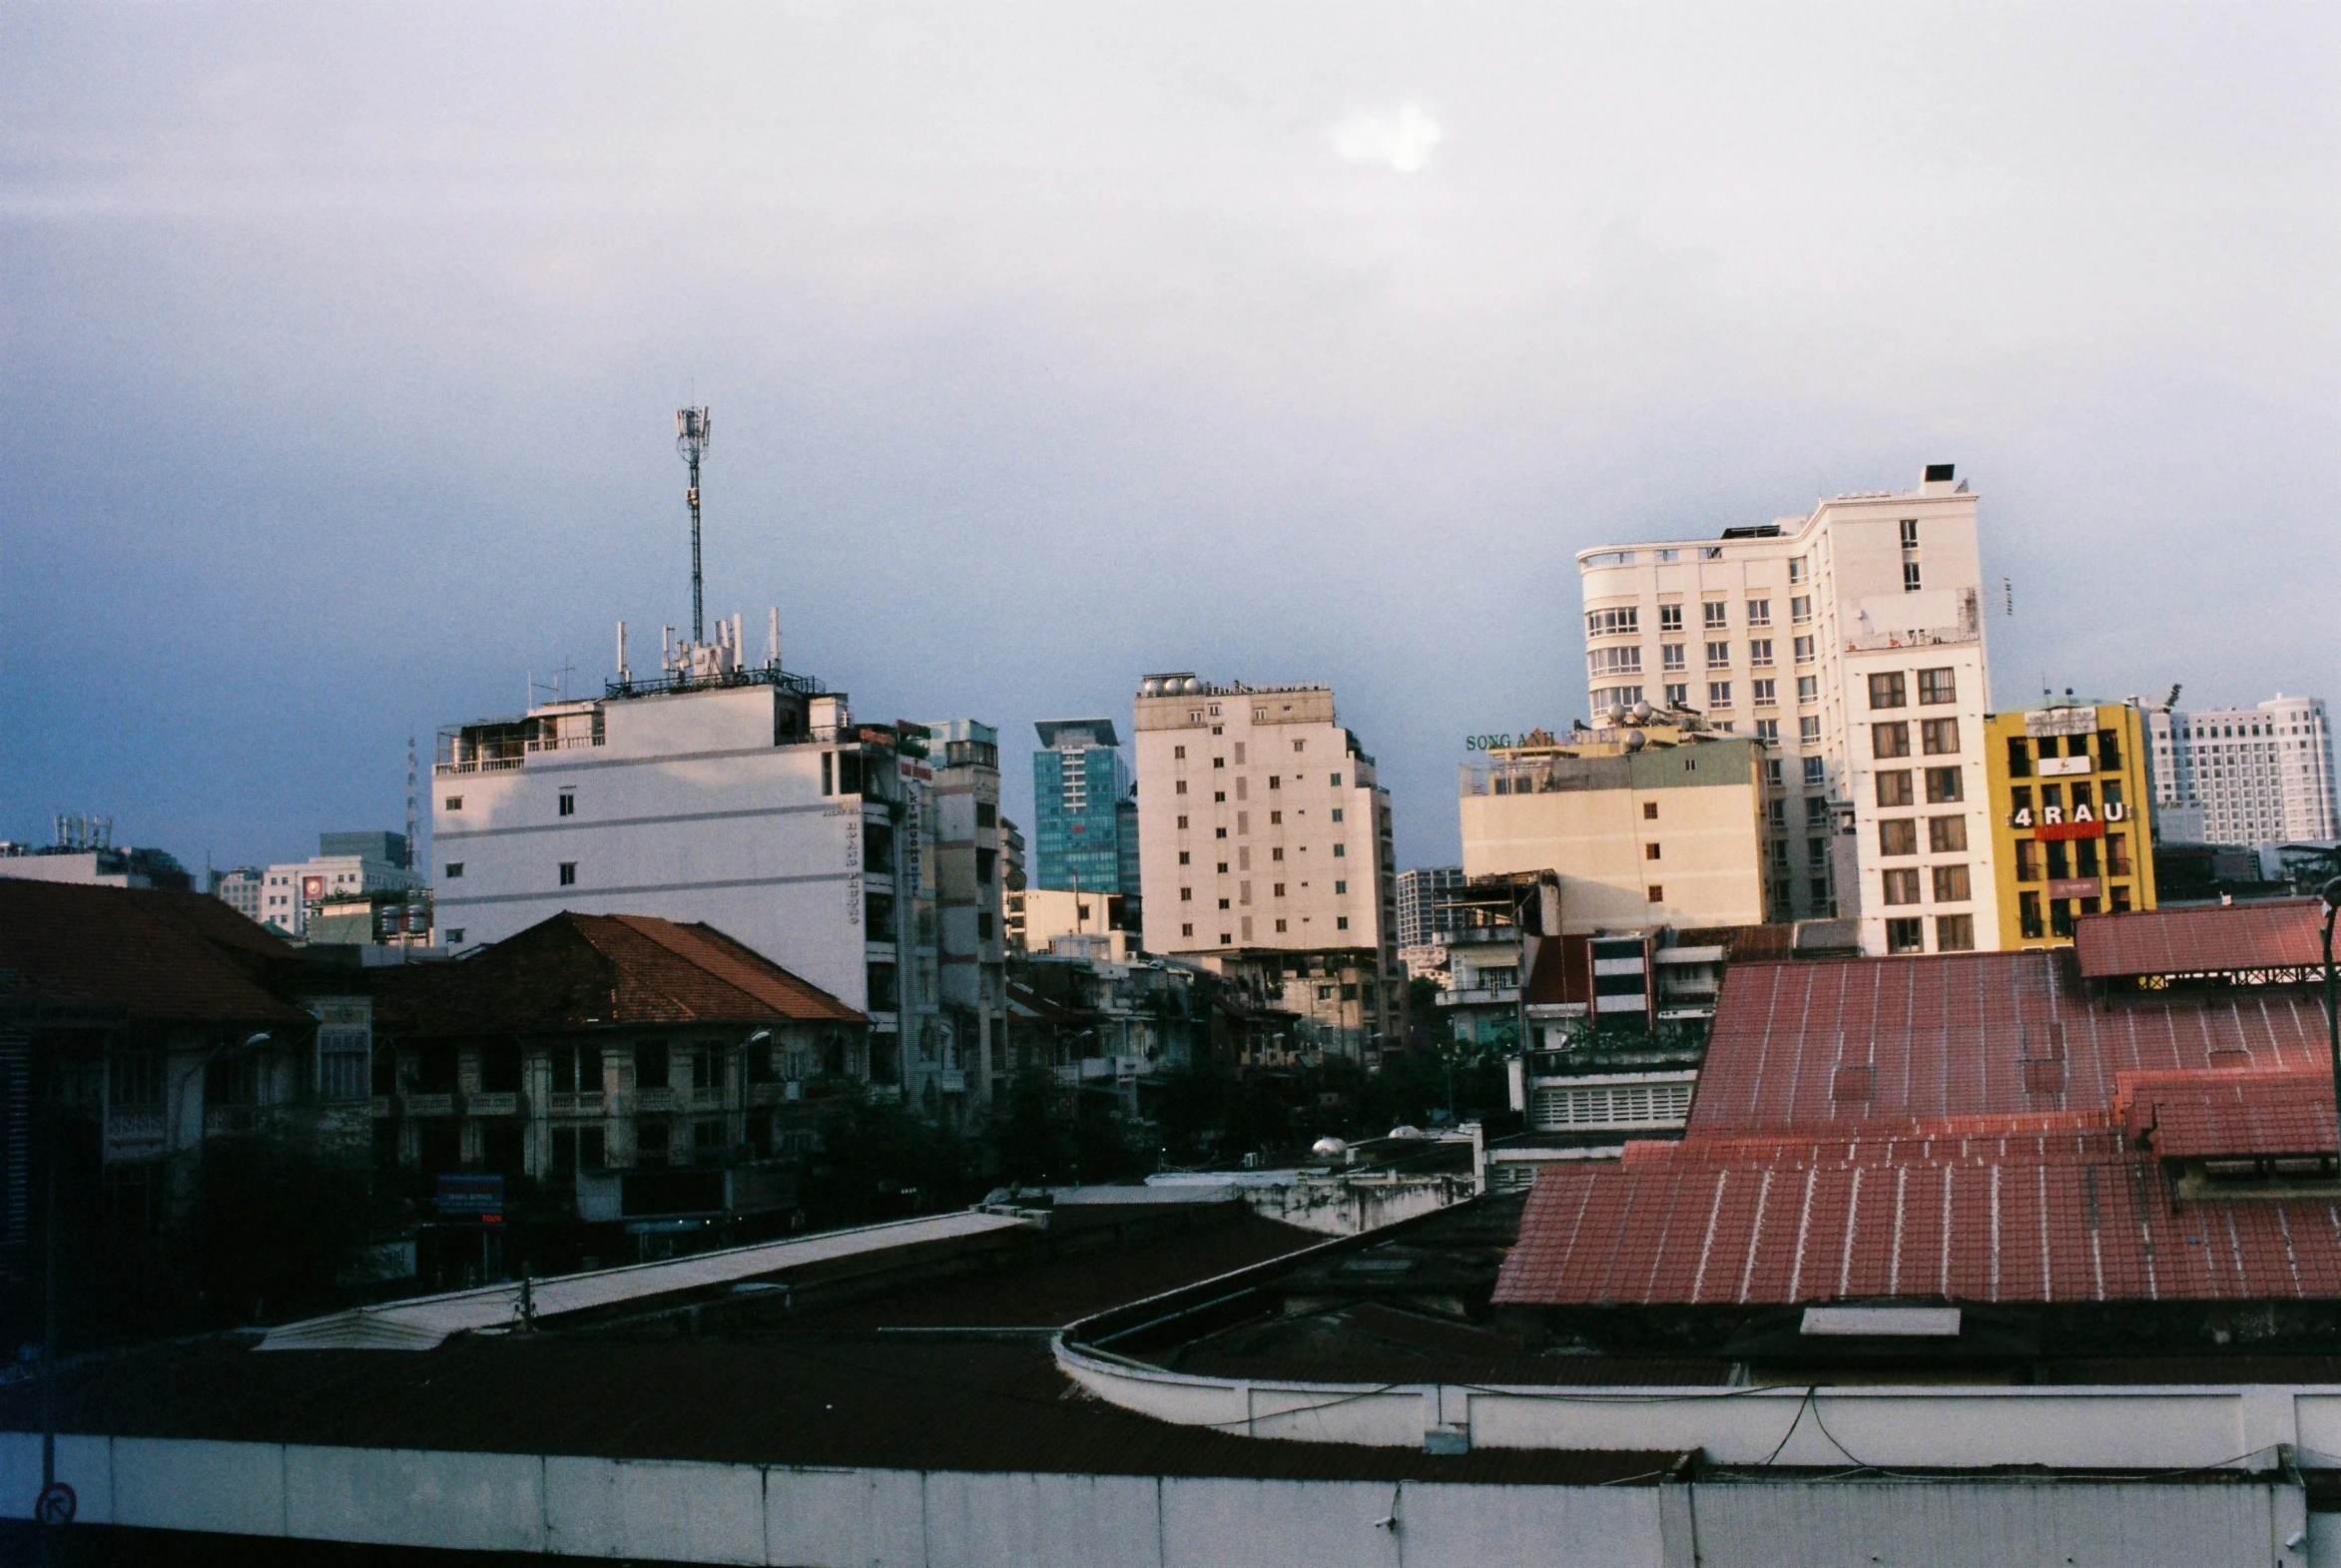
[405, 737, 418, 870]
[676, 406, 712, 644]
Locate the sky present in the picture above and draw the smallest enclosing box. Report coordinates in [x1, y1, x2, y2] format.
[3, 4, 2335, 875]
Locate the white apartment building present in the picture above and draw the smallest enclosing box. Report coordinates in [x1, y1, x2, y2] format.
[259, 834, 421, 939]
[1395, 865, 1464, 948]
[1576, 463, 1999, 956]
[2144, 694, 2337, 846]
[430, 625, 951, 1099]
[1131, 675, 1402, 1062]
[915, 718, 1008, 1119]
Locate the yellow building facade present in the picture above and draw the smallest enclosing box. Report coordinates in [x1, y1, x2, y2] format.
[1984, 701, 2156, 948]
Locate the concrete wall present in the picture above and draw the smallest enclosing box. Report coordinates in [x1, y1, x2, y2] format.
[1054, 1342, 2341, 1477]
[2, 1430, 2310, 1567]
[0, 1432, 1670, 1568]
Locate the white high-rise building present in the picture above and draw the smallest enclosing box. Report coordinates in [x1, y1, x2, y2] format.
[2144, 695, 2337, 846]
[1131, 675, 1402, 1062]
[1395, 866, 1464, 948]
[430, 623, 955, 1102]
[1575, 463, 1999, 956]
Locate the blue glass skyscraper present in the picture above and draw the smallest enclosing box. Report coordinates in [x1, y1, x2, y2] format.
[1033, 719, 1138, 895]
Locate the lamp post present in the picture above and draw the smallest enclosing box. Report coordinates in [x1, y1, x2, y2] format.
[2321, 878, 2341, 1165]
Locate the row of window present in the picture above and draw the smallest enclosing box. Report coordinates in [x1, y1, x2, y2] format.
[1877, 814, 1969, 855]
[2018, 885, 2131, 939]
[2013, 835, 2133, 881]
[442, 859, 576, 886]
[1172, 772, 1345, 796]
[1881, 863, 1972, 905]
[1875, 767, 1965, 806]
[1180, 916, 1355, 941]
[1885, 914, 1973, 954]
[1874, 719, 1961, 758]
[1869, 669, 1957, 709]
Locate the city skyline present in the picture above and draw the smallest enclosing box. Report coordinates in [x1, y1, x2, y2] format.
[5, 7, 2335, 872]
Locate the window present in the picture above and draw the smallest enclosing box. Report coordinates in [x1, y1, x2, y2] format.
[1799, 715, 1822, 745]
[1645, 842, 1662, 860]
[1928, 815, 1967, 852]
[1752, 681, 1777, 708]
[1793, 636, 1815, 665]
[1269, 810, 1282, 824]
[1877, 771, 1914, 807]
[1273, 882, 1285, 896]
[1586, 606, 1639, 637]
[444, 795, 463, 811]
[1215, 826, 1227, 838]
[1924, 766, 1964, 803]
[1936, 914, 1975, 951]
[1747, 599, 1771, 627]
[445, 928, 464, 944]
[1700, 546, 1723, 561]
[1646, 885, 1664, 902]
[1331, 807, 1345, 822]
[1869, 672, 1907, 709]
[1755, 719, 1779, 743]
[1174, 745, 1186, 759]
[1181, 922, 1194, 937]
[1268, 775, 1281, 789]
[1805, 797, 1830, 827]
[1873, 722, 1910, 759]
[1175, 780, 1188, 794]
[1271, 846, 1285, 860]
[558, 790, 576, 816]
[975, 801, 996, 826]
[1333, 843, 1347, 857]
[1180, 887, 1193, 900]
[2004, 736, 2032, 779]
[1922, 718, 1959, 755]
[444, 862, 464, 878]
[1708, 682, 1732, 708]
[1334, 879, 1347, 893]
[1750, 640, 1774, 667]
[1703, 604, 1728, 630]
[1886, 917, 1925, 954]
[1791, 594, 1812, 623]
[1213, 756, 1225, 768]
[1932, 864, 1971, 902]
[1179, 850, 1190, 864]
[1218, 897, 1230, 909]
[1216, 861, 1229, 873]
[1662, 644, 1686, 672]
[1177, 814, 1188, 829]
[1213, 791, 1225, 802]
[1899, 518, 1920, 548]
[2019, 890, 2044, 939]
[1642, 801, 1658, 820]
[1882, 868, 1921, 904]
[1336, 916, 1350, 930]
[1807, 837, 1829, 868]
[1917, 668, 1956, 705]
[1658, 604, 1684, 632]
[1705, 641, 1731, 667]
[1802, 757, 1825, 786]
[1666, 683, 1690, 708]
[1903, 561, 1923, 592]
[1330, 774, 1342, 786]
[1790, 557, 1808, 585]
[1879, 818, 1918, 855]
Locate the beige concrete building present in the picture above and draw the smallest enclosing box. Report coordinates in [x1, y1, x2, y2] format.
[1132, 675, 1401, 1063]
[1461, 727, 1768, 933]
[1574, 463, 2000, 955]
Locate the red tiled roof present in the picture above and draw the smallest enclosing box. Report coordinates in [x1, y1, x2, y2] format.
[0, 880, 313, 1025]
[374, 912, 862, 1033]
[2072, 898, 2324, 979]
[2107, 1069, 2338, 1158]
[1493, 1139, 2341, 1307]
[1688, 949, 2329, 1134]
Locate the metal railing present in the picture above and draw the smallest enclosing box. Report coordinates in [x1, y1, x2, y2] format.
[433, 756, 525, 778]
[464, 1091, 522, 1117]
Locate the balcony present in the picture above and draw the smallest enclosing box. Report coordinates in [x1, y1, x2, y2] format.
[107, 1109, 165, 1145]
[688, 1087, 728, 1111]
[204, 1106, 267, 1136]
[465, 1091, 522, 1117]
[433, 756, 524, 778]
[400, 1092, 455, 1118]
[1438, 986, 1520, 1009]
[635, 1086, 677, 1114]
[547, 1091, 604, 1117]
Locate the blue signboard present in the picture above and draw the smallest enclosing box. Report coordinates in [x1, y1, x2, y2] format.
[436, 1174, 505, 1219]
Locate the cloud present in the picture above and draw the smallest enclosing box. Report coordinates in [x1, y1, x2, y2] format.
[1328, 104, 1443, 174]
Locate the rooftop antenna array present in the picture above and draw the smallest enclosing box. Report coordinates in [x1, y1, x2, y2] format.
[676, 406, 713, 645]
[404, 737, 418, 871]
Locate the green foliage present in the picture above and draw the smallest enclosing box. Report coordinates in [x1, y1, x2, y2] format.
[985, 1066, 1147, 1186]
[187, 1131, 389, 1322]
[797, 1087, 983, 1227]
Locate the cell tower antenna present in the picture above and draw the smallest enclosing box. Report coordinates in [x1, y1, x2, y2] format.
[405, 737, 418, 871]
[676, 406, 713, 644]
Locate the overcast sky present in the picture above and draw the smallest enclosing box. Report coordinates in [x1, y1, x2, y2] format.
[4, 4, 2335, 874]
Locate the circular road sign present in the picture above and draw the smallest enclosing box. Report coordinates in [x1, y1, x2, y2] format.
[34, 1480, 76, 1526]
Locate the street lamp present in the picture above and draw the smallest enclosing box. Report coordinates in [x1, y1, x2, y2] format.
[2321, 878, 2341, 1167]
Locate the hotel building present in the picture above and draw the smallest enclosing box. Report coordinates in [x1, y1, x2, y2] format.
[1984, 701, 2157, 947]
[1575, 463, 1999, 954]
[2144, 695, 2337, 847]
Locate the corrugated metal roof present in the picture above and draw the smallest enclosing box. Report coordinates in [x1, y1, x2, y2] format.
[259, 1211, 1031, 1349]
[1494, 1142, 2341, 1307]
[1689, 948, 2330, 1134]
[2073, 898, 2325, 978]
